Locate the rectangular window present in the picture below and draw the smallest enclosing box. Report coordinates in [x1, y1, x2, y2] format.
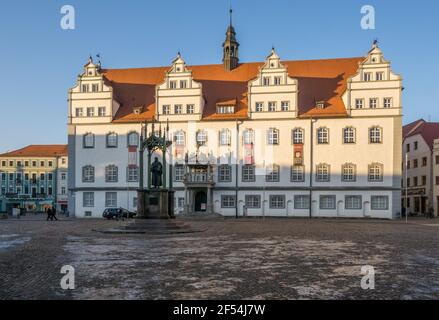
[177, 197, 185, 208]
[369, 98, 378, 109]
[422, 157, 427, 167]
[48, 173, 53, 181]
[263, 77, 270, 86]
[267, 129, 279, 145]
[274, 76, 282, 85]
[61, 173, 66, 180]
[255, 102, 263, 112]
[48, 187, 53, 196]
[169, 81, 177, 89]
[291, 165, 304, 182]
[266, 165, 280, 182]
[218, 165, 232, 182]
[221, 195, 236, 208]
[422, 175, 427, 186]
[320, 195, 336, 210]
[48, 161, 53, 167]
[105, 192, 117, 207]
[269, 195, 285, 209]
[355, 99, 364, 109]
[81, 84, 89, 92]
[174, 105, 183, 114]
[281, 101, 289, 111]
[186, 104, 194, 114]
[61, 187, 66, 195]
[174, 165, 185, 182]
[98, 107, 106, 117]
[127, 167, 139, 182]
[406, 144, 410, 153]
[133, 197, 138, 208]
[242, 165, 255, 182]
[1, 160, 5, 167]
[294, 195, 310, 209]
[413, 159, 418, 168]
[162, 105, 170, 115]
[245, 195, 261, 209]
[180, 80, 187, 89]
[414, 141, 418, 150]
[40, 173, 45, 181]
[92, 83, 99, 92]
[75, 108, 83, 117]
[268, 102, 276, 112]
[87, 107, 94, 117]
[376, 72, 384, 81]
[83, 192, 94, 207]
[384, 98, 392, 108]
[345, 196, 362, 210]
[436, 155, 439, 165]
[371, 196, 389, 210]
[363, 73, 372, 81]
[436, 176, 439, 185]
[414, 176, 418, 186]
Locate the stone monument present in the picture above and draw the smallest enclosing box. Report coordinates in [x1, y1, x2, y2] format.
[137, 121, 175, 219]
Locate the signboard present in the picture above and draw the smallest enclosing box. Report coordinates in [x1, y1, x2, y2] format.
[293, 144, 303, 165]
[128, 146, 137, 168]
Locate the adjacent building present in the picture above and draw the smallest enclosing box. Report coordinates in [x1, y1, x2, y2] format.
[0, 145, 68, 213]
[402, 120, 439, 216]
[67, 17, 403, 219]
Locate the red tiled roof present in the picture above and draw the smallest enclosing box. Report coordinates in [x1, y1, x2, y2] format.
[404, 121, 439, 150]
[403, 119, 425, 137]
[102, 57, 364, 122]
[0, 145, 68, 158]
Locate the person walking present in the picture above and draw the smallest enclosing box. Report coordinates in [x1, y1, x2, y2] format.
[428, 206, 435, 219]
[52, 207, 58, 221]
[46, 207, 52, 221]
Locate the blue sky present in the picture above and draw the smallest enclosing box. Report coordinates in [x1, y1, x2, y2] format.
[0, 0, 438, 152]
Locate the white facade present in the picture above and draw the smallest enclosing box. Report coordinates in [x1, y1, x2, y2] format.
[67, 41, 402, 219]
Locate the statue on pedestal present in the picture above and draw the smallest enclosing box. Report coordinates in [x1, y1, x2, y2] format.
[151, 157, 163, 188]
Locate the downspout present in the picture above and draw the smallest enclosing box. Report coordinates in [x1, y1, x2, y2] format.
[309, 117, 315, 219]
[235, 119, 242, 218]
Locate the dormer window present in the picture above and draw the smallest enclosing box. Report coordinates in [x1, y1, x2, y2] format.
[316, 101, 326, 109]
[363, 72, 372, 82]
[133, 106, 143, 115]
[217, 105, 235, 114]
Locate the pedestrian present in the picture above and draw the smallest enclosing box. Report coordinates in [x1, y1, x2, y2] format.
[52, 207, 58, 221]
[46, 207, 52, 221]
[428, 206, 435, 219]
[402, 206, 406, 219]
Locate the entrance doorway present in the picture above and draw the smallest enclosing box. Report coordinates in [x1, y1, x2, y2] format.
[194, 191, 207, 212]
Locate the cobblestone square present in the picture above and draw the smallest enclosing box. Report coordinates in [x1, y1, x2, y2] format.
[1, 216, 439, 300]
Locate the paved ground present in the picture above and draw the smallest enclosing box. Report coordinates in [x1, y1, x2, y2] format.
[1, 214, 439, 300]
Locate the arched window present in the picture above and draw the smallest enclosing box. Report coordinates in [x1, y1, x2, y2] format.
[369, 126, 382, 143]
[127, 132, 139, 147]
[83, 133, 95, 148]
[105, 165, 118, 183]
[196, 130, 208, 146]
[243, 129, 254, 145]
[219, 129, 231, 146]
[317, 127, 329, 144]
[82, 165, 95, 183]
[342, 163, 356, 182]
[174, 130, 185, 146]
[316, 163, 330, 182]
[343, 127, 356, 144]
[368, 163, 383, 182]
[267, 128, 279, 145]
[106, 132, 118, 148]
[292, 128, 304, 144]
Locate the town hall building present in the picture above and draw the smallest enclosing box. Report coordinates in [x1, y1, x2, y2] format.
[67, 16, 403, 219]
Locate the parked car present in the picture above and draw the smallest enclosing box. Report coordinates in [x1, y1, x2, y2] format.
[102, 208, 136, 220]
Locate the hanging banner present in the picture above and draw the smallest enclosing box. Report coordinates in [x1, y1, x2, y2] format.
[293, 144, 303, 165]
[175, 145, 185, 159]
[244, 143, 254, 165]
[128, 146, 137, 168]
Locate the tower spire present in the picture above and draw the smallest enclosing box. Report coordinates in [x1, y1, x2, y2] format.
[222, 5, 239, 71]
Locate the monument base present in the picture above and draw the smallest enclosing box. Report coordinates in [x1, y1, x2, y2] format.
[137, 189, 175, 219]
